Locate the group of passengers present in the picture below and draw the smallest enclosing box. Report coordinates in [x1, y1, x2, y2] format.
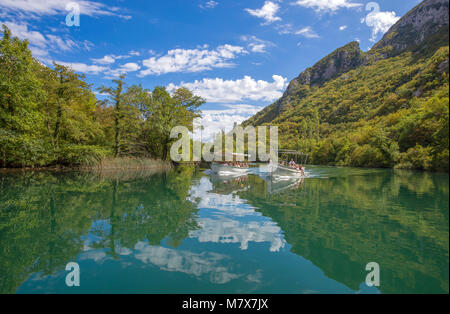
[280, 159, 305, 176]
[224, 161, 249, 168]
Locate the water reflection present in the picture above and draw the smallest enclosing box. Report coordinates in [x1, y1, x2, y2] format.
[188, 176, 286, 252]
[0, 166, 448, 294]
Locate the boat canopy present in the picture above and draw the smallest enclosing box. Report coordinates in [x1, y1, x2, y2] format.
[278, 149, 308, 165]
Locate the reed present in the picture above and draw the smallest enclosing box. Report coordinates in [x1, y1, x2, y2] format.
[87, 157, 172, 171]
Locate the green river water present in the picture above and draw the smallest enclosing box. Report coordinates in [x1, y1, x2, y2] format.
[0, 166, 448, 294]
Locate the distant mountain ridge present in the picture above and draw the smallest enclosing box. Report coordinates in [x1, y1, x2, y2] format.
[244, 0, 449, 171]
[245, 0, 449, 126]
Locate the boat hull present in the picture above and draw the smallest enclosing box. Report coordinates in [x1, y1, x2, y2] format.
[211, 163, 249, 174]
[265, 164, 305, 176]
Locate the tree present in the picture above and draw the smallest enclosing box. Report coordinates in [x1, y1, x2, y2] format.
[149, 87, 204, 160]
[99, 75, 126, 157]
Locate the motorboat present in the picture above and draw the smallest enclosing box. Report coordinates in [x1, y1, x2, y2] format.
[271, 164, 305, 176]
[260, 149, 308, 177]
[211, 162, 249, 175]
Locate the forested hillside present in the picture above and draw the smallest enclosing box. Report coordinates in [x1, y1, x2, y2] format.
[244, 0, 449, 172]
[0, 25, 204, 168]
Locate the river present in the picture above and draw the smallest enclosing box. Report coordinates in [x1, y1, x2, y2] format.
[0, 166, 448, 294]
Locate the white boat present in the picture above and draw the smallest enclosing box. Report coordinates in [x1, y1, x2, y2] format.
[273, 164, 305, 176]
[261, 163, 306, 177]
[211, 163, 249, 175]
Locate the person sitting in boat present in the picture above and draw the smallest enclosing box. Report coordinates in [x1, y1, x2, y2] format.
[289, 159, 297, 167]
[298, 164, 305, 176]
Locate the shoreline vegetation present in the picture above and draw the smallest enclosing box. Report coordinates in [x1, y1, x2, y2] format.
[0, 157, 173, 173]
[1, 7, 449, 174]
[0, 25, 204, 171]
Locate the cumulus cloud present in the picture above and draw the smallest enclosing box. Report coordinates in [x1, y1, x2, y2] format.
[292, 0, 362, 13]
[167, 75, 287, 103]
[295, 26, 319, 38]
[0, 0, 131, 19]
[53, 61, 108, 75]
[192, 104, 265, 142]
[91, 55, 116, 65]
[245, 1, 282, 24]
[362, 9, 400, 42]
[241, 35, 275, 53]
[105, 62, 141, 78]
[139, 45, 247, 76]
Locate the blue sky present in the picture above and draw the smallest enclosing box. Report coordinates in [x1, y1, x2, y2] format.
[0, 0, 422, 140]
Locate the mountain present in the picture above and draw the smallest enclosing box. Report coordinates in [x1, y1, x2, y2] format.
[244, 0, 449, 172]
[370, 0, 449, 57]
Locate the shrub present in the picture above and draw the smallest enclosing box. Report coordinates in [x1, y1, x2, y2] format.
[57, 145, 111, 167]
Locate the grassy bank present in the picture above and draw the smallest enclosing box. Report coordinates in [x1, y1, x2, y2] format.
[88, 157, 172, 171]
[0, 157, 173, 173]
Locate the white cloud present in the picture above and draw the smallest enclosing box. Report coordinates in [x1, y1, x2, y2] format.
[362, 10, 400, 42]
[245, 1, 282, 24]
[54, 61, 108, 75]
[199, 1, 219, 9]
[295, 26, 319, 38]
[91, 55, 116, 64]
[2, 21, 46, 48]
[292, 0, 362, 13]
[339, 25, 347, 31]
[46, 34, 77, 51]
[121, 62, 140, 72]
[241, 35, 275, 53]
[2, 20, 89, 59]
[276, 23, 319, 38]
[128, 50, 140, 56]
[91, 51, 142, 65]
[192, 104, 265, 142]
[139, 45, 247, 76]
[167, 75, 287, 103]
[0, 0, 131, 19]
[105, 62, 141, 78]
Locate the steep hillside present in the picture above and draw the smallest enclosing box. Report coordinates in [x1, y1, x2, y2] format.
[244, 0, 449, 171]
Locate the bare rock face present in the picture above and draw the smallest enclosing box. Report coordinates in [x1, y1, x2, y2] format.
[296, 41, 363, 87]
[371, 0, 449, 56]
[266, 41, 364, 116]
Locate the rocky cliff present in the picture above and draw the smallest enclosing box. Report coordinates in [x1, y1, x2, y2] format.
[370, 0, 449, 57]
[245, 0, 449, 127]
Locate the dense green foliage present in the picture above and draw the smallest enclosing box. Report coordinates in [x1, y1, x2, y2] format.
[0, 25, 204, 168]
[246, 44, 449, 172]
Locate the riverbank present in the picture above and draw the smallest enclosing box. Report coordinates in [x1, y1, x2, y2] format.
[0, 157, 173, 173]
